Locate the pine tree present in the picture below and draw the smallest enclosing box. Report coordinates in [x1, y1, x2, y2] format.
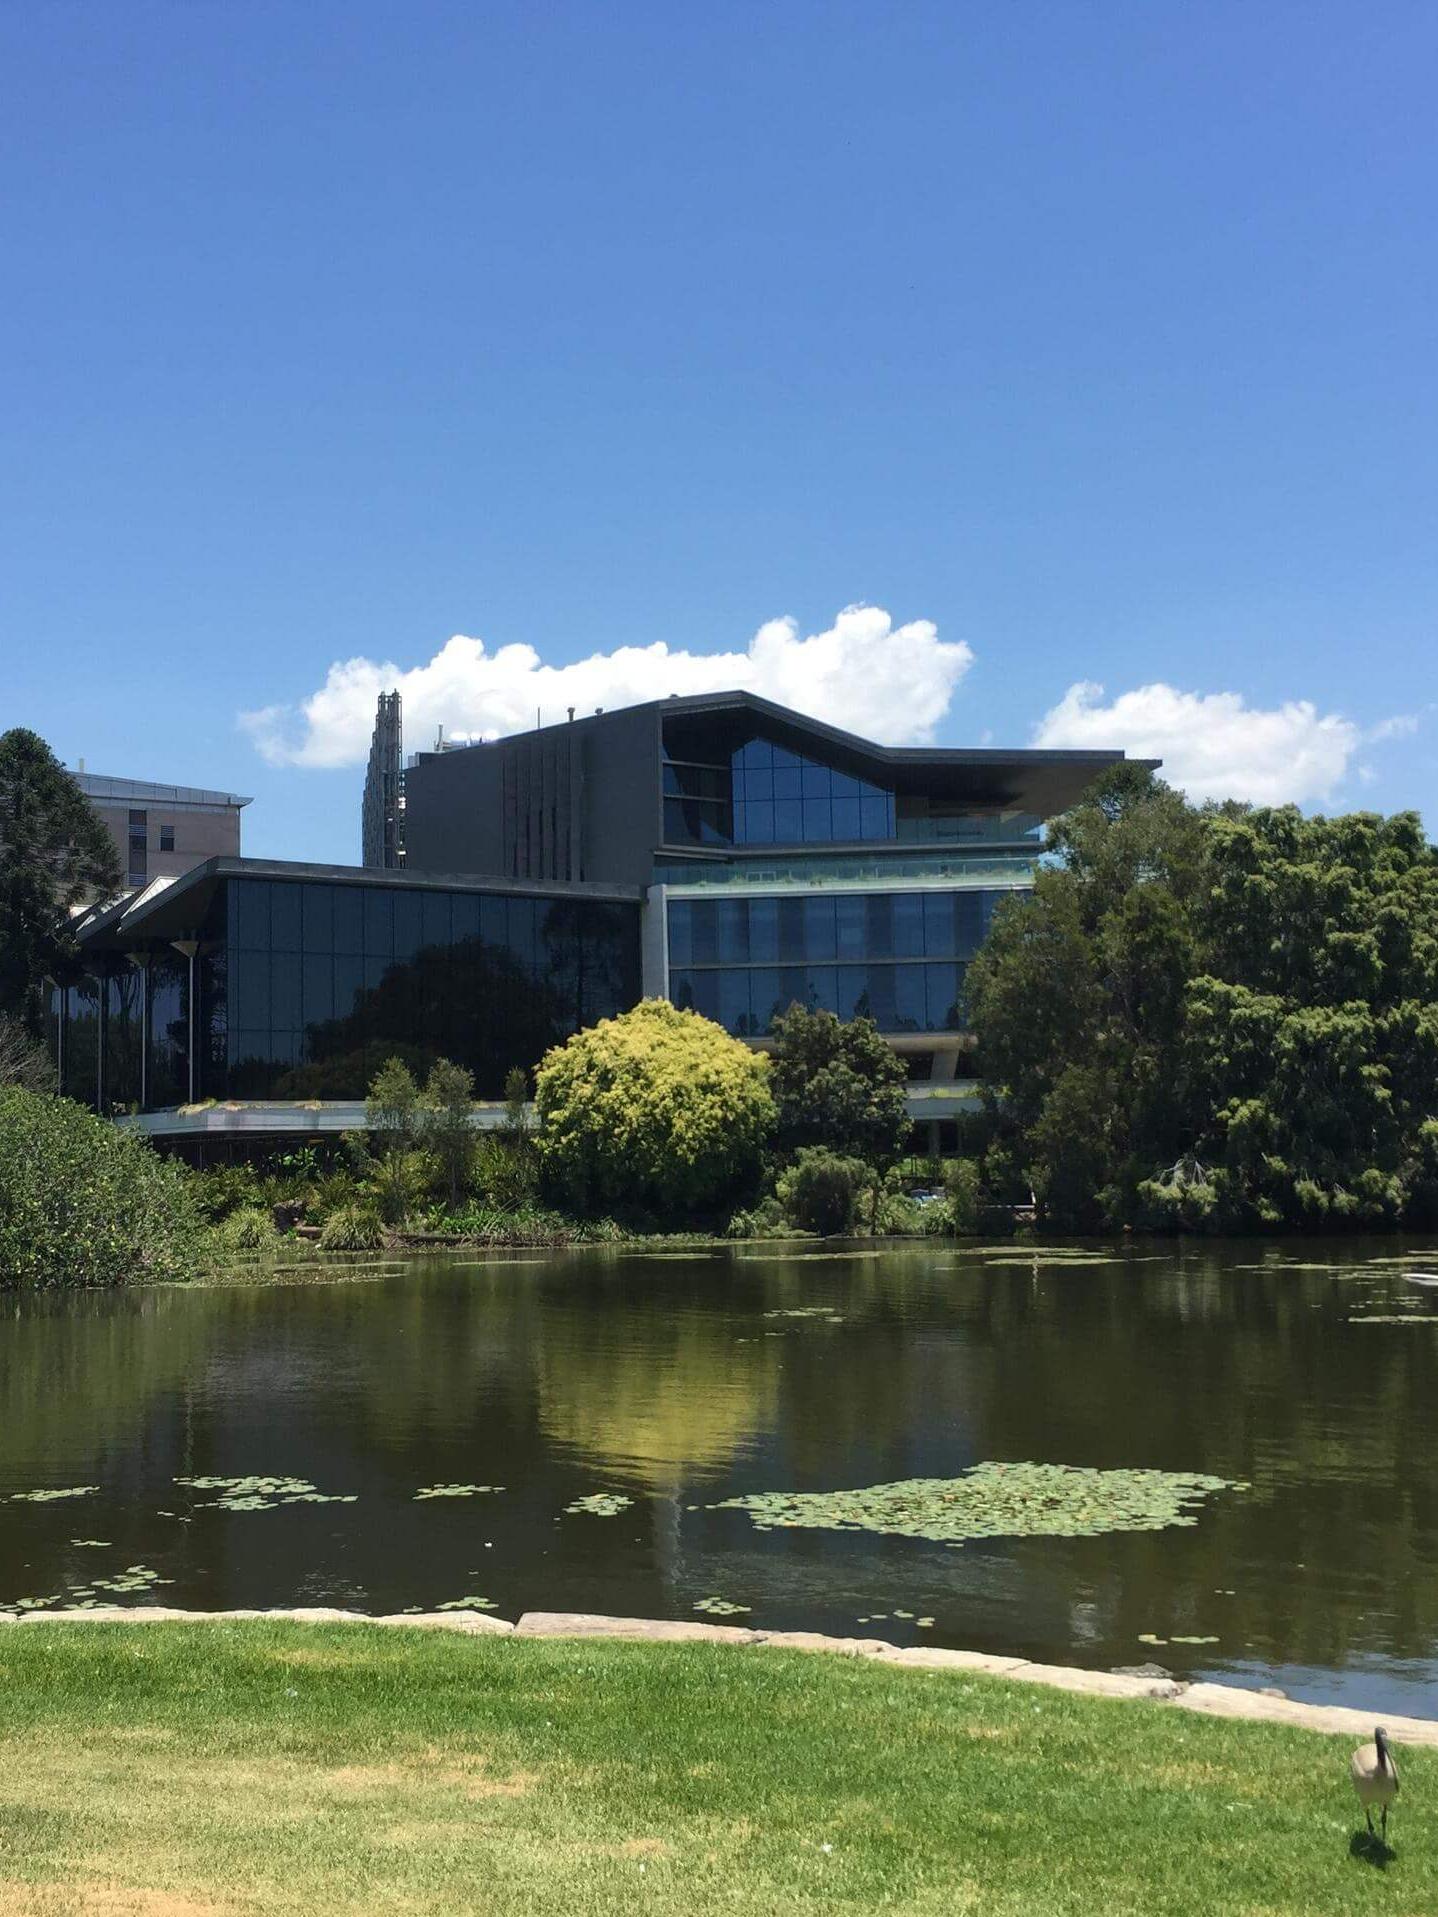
[0, 729, 121, 1036]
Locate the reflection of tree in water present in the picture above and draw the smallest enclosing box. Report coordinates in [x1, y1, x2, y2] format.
[534, 1297, 782, 1491]
[3, 1289, 221, 1482]
[954, 1247, 1438, 1670]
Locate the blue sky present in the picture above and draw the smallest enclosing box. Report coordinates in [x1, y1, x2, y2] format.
[3, 0, 1435, 863]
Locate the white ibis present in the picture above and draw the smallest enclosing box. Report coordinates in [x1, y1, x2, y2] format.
[1350, 1726, 1399, 1843]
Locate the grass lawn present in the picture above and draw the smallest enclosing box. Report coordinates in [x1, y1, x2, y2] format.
[0, 1623, 1431, 1916]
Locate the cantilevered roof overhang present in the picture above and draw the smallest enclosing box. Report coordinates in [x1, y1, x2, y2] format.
[72, 856, 643, 956]
[657, 690, 1155, 816]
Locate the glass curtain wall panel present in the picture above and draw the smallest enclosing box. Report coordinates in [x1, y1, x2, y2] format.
[665, 887, 1008, 1036]
[216, 877, 641, 1102]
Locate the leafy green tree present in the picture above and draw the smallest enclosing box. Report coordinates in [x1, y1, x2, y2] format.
[0, 1086, 203, 1288]
[366, 1055, 421, 1147]
[0, 729, 121, 1035]
[422, 1057, 476, 1208]
[362, 1055, 430, 1223]
[970, 768, 1438, 1231]
[1162, 809, 1438, 1228]
[766, 1003, 910, 1168]
[534, 998, 775, 1218]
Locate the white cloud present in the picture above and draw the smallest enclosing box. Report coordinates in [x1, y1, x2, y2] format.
[240, 605, 975, 769]
[1032, 681, 1365, 806]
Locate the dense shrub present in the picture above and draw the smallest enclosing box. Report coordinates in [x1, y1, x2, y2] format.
[0, 1087, 203, 1288]
[535, 999, 775, 1219]
[474, 1134, 539, 1210]
[725, 1196, 794, 1239]
[775, 1147, 870, 1236]
[318, 1204, 385, 1252]
[193, 1162, 265, 1223]
[873, 1190, 927, 1236]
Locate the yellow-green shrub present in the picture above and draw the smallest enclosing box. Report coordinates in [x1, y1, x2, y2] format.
[534, 999, 775, 1218]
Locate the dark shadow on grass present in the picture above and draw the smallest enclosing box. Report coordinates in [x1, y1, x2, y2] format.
[1349, 1830, 1395, 1869]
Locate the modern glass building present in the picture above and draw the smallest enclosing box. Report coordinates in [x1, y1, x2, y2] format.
[56, 862, 641, 1112]
[59, 692, 1147, 1136]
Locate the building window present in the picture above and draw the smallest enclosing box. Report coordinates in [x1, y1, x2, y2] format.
[731, 737, 895, 846]
[159, 824, 175, 852]
[127, 809, 147, 885]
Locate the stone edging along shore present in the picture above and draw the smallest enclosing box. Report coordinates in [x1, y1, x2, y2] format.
[5, 1605, 1436, 1749]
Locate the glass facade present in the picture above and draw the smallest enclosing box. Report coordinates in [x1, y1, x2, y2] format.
[55, 876, 641, 1108]
[224, 877, 639, 1100]
[662, 730, 897, 850]
[660, 726, 1039, 857]
[667, 888, 1006, 1036]
[730, 738, 895, 845]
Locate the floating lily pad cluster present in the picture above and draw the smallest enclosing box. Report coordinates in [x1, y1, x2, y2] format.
[413, 1483, 505, 1499]
[710, 1461, 1243, 1545]
[3, 1562, 173, 1616]
[693, 1596, 751, 1616]
[174, 1475, 357, 1512]
[434, 1595, 499, 1611]
[75, 1565, 174, 1601]
[762, 1308, 845, 1323]
[563, 1492, 634, 1517]
[9, 1486, 98, 1503]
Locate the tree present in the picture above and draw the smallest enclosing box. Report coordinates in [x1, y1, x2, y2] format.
[422, 1057, 476, 1209]
[766, 1003, 910, 1168]
[0, 729, 121, 1036]
[534, 998, 775, 1218]
[362, 1055, 428, 1223]
[365, 1054, 422, 1148]
[969, 767, 1438, 1231]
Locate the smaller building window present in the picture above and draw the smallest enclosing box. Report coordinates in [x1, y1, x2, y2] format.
[127, 809, 148, 885]
[159, 825, 175, 852]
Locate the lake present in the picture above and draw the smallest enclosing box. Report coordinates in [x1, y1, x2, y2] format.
[4, 1239, 1438, 1714]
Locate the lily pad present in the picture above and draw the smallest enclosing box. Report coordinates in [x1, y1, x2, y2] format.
[709, 1461, 1242, 1545]
[174, 1475, 356, 1511]
[563, 1492, 634, 1517]
[434, 1596, 499, 1611]
[693, 1596, 752, 1616]
[413, 1483, 505, 1499]
[10, 1486, 98, 1503]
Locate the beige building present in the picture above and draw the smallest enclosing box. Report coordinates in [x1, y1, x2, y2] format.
[74, 771, 251, 887]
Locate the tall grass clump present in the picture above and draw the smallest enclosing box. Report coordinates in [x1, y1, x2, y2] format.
[318, 1204, 385, 1252]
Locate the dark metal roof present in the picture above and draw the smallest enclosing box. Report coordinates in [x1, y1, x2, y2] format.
[74, 856, 642, 952]
[412, 688, 1153, 818]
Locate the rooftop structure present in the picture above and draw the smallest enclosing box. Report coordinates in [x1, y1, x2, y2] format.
[361, 691, 405, 868]
[74, 769, 250, 888]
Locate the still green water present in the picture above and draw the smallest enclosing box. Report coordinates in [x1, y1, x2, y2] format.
[4, 1240, 1437, 1713]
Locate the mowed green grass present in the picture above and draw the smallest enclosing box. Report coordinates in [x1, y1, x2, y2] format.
[0, 1624, 1432, 1916]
